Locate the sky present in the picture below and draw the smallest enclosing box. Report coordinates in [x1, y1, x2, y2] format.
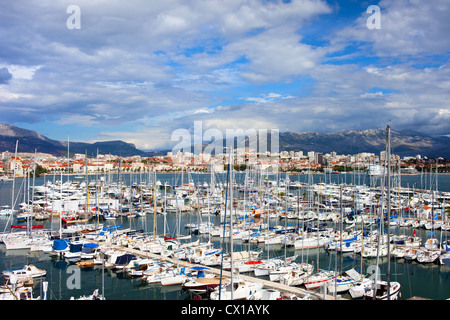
[0, 0, 449, 151]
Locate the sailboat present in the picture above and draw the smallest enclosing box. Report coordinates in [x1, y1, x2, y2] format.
[363, 280, 401, 300]
[279, 263, 314, 286]
[440, 251, 450, 266]
[0, 278, 48, 300]
[348, 277, 373, 299]
[209, 277, 263, 300]
[213, 148, 265, 301]
[0, 205, 16, 216]
[145, 266, 187, 285]
[182, 267, 226, 293]
[416, 249, 440, 263]
[303, 270, 335, 290]
[70, 289, 105, 300]
[160, 267, 188, 286]
[267, 255, 301, 281]
[253, 258, 285, 277]
[403, 247, 419, 261]
[327, 268, 362, 294]
[235, 259, 263, 273]
[2, 226, 47, 251]
[364, 124, 402, 300]
[361, 242, 390, 258]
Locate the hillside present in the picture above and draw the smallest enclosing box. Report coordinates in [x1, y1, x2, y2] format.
[0, 123, 150, 157]
[277, 129, 450, 158]
[0, 123, 448, 158]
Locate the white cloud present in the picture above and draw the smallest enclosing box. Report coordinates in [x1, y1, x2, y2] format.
[0, 87, 35, 102]
[56, 114, 99, 126]
[0, 0, 448, 147]
[242, 92, 295, 104]
[97, 126, 173, 150]
[330, 0, 450, 58]
[0, 64, 42, 80]
[360, 91, 384, 98]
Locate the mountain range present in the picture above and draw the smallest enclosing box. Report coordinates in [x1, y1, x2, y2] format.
[0, 123, 163, 157]
[0, 123, 449, 158]
[276, 129, 450, 158]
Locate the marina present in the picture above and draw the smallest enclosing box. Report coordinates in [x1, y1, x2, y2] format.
[1, 164, 449, 300]
[0, 0, 448, 307]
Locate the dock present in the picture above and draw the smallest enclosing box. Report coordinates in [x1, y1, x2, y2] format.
[99, 242, 344, 300]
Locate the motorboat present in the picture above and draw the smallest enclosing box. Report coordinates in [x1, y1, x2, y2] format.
[2, 264, 47, 279]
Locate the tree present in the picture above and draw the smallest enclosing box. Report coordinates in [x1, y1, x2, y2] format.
[33, 164, 48, 177]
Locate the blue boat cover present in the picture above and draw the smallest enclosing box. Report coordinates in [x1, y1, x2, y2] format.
[69, 243, 83, 252]
[115, 254, 136, 265]
[83, 243, 99, 248]
[52, 239, 69, 251]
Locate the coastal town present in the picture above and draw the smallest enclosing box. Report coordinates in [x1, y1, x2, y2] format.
[1, 148, 449, 179]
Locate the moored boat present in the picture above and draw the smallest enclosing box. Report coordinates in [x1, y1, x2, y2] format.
[363, 281, 401, 300]
[303, 270, 334, 290]
[2, 264, 47, 279]
[209, 278, 264, 300]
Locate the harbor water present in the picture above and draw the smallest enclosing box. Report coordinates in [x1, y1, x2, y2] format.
[0, 172, 449, 300]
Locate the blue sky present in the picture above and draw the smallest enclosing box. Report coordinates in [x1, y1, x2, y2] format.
[0, 0, 449, 150]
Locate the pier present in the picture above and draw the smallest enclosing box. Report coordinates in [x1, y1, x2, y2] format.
[98, 242, 344, 300]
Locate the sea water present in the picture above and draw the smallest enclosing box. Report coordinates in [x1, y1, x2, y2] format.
[0, 173, 449, 300]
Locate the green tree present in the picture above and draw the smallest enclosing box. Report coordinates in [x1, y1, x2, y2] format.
[33, 164, 48, 177]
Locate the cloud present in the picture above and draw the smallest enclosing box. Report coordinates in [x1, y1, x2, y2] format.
[360, 91, 384, 98]
[97, 126, 174, 151]
[0, 0, 447, 150]
[242, 92, 295, 104]
[0, 64, 41, 81]
[56, 114, 99, 126]
[329, 0, 450, 59]
[0, 68, 12, 84]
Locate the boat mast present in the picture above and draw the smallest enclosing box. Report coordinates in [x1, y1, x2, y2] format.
[372, 162, 384, 300]
[60, 170, 63, 239]
[96, 148, 99, 228]
[85, 150, 90, 218]
[4, 140, 19, 233]
[219, 147, 232, 300]
[164, 182, 168, 237]
[284, 182, 287, 265]
[30, 149, 37, 238]
[153, 169, 157, 238]
[67, 136, 70, 183]
[386, 124, 391, 300]
[339, 185, 343, 274]
[229, 147, 234, 300]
